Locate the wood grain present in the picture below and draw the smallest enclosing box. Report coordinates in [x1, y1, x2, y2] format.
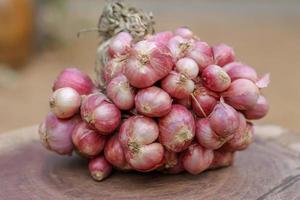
[0, 125, 300, 200]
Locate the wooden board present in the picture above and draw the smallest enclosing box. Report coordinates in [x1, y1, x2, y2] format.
[0, 125, 300, 200]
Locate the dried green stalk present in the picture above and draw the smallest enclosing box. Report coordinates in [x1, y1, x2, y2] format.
[95, 1, 155, 89]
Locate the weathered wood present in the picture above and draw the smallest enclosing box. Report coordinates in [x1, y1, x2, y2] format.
[0, 125, 299, 200]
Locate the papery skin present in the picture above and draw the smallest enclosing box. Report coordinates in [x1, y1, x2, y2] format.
[135, 86, 172, 117]
[162, 150, 184, 174]
[107, 74, 135, 110]
[223, 62, 258, 82]
[174, 27, 194, 39]
[125, 40, 173, 88]
[201, 65, 231, 92]
[159, 104, 195, 152]
[103, 57, 126, 83]
[92, 101, 121, 134]
[49, 87, 81, 119]
[186, 41, 214, 71]
[191, 84, 219, 117]
[108, 32, 133, 57]
[243, 95, 269, 120]
[212, 44, 235, 67]
[196, 118, 229, 150]
[222, 79, 260, 110]
[104, 134, 131, 170]
[118, 116, 164, 172]
[53, 68, 95, 95]
[182, 143, 214, 174]
[209, 150, 235, 169]
[89, 156, 112, 181]
[222, 121, 254, 152]
[175, 57, 199, 79]
[38, 112, 80, 155]
[147, 31, 174, 46]
[161, 71, 195, 99]
[72, 121, 106, 157]
[209, 101, 239, 137]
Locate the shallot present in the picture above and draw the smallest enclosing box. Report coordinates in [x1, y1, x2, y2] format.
[72, 121, 106, 157]
[104, 135, 130, 170]
[108, 32, 132, 57]
[175, 57, 199, 79]
[243, 95, 269, 120]
[135, 86, 172, 117]
[209, 101, 239, 137]
[161, 71, 195, 99]
[119, 116, 164, 172]
[191, 84, 219, 117]
[53, 68, 95, 95]
[174, 27, 194, 39]
[222, 79, 259, 110]
[125, 40, 173, 88]
[182, 143, 214, 174]
[107, 74, 135, 110]
[212, 44, 235, 67]
[38, 112, 80, 155]
[195, 118, 228, 150]
[159, 104, 195, 152]
[89, 156, 112, 181]
[223, 62, 258, 82]
[50, 87, 81, 119]
[186, 41, 213, 71]
[202, 65, 231, 92]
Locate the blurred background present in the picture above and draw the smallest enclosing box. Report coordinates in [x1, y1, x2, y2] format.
[0, 0, 299, 133]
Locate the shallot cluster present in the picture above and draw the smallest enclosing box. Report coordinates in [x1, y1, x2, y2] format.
[39, 26, 269, 181]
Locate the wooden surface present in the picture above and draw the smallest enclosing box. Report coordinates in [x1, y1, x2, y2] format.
[0, 125, 300, 200]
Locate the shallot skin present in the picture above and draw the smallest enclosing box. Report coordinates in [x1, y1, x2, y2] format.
[80, 93, 107, 122]
[108, 32, 132, 57]
[243, 95, 269, 120]
[201, 65, 231, 92]
[212, 44, 235, 67]
[175, 57, 199, 79]
[38, 112, 80, 155]
[92, 102, 121, 134]
[191, 84, 219, 117]
[161, 150, 184, 174]
[158, 104, 195, 152]
[161, 71, 195, 99]
[135, 86, 172, 117]
[72, 121, 106, 157]
[222, 121, 254, 152]
[174, 27, 194, 39]
[222, 79, 260, 110]
[104, 135, 130, 170]
[118, 116, 164, 172]
[50, 87, 81, 119]
[209, 150, 235, 169]
[107, 74, 135, 110]
[103, 57, 126, 83]
[209, 102, 239, 137]
[195, 118, 228, 150]
[125, 40, 173, 88]
[186, 41, 214, 71]
[168, 36, 192, 61]
[89, 156, 112, 181]
[182, 143, 214, 175]
[223, 62, 258, 82]
[80, 93, 121, 134]
[147, 31, 174, 45]
[53, 68, 95, 95]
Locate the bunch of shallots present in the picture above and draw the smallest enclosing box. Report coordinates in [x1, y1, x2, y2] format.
[39, 27, 269, 181]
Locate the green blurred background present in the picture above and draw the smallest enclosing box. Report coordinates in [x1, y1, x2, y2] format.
[0, 0, 299, 133]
